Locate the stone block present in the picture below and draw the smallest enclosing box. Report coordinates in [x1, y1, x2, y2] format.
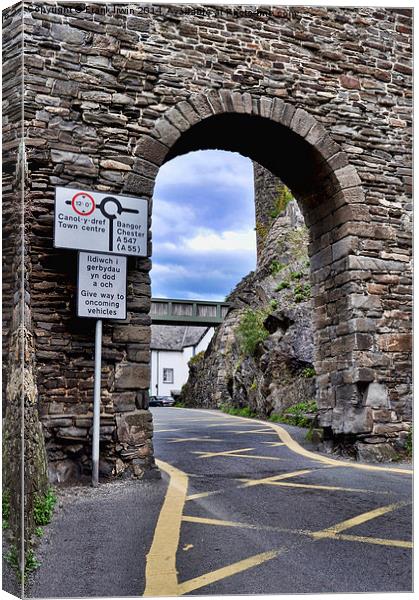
[134, 136, 168, 165]
[378, 334, 412, 352]
[154, 119, 181, 146]
[113, 392, 137, 412]
[123, 173, 154, 196]
[355, 442, 399, 462]
[290, 108, 316, 138]
[113, 326, 151, 344]
[114, 363, 149, 390]
[165, 107, 190, 132]
[365, 383, 390, 409]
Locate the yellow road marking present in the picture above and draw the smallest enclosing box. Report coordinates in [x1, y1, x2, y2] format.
[193, 447, 254, 458]
[239, 469, 313, 488]
[311, 501, 411, 539]
[254, 481, 390, 495]
[154, 428, 181, 433]
[168, 437, 223, 443]
[191, 409, 412, 475]
[328, 533, 412, 548]
[262, 442, 286, 447]
[230, 428, 277, 435]
[182, 515, 412, 549]
[177, 550, 280, 595]
[206, 422, 263, 428]
[144, 459, 188, 596]
[193, 447, 284, 461]
[186, 490, 221, 501]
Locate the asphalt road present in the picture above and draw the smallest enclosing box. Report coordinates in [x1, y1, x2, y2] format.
[27, 407, 412, 597]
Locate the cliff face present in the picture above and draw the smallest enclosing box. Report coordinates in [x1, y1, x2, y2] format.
[180, 165, 316, 418]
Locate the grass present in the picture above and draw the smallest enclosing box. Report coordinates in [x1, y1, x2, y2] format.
[5, 546, 41, 581]
[220, 404, 257, 419]
[34, 488, 57, 527]
[269, 401, 318, 428]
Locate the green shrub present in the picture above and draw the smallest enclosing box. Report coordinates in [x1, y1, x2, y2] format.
[275, 281, 290, 291]
[236, 308, 269, 356]
[301, 366, 316, 378]
[269, 260, 286, 276]
[220, 404, 257, 418]
[33, 488, 57, 527]
[294, 283, 311, 303]
[272, 401, 317, 428]
[250, 379, 258, 391]
[406, 428, 412, 457]
[188, 351, 204, 367]
[290, 270, 304, 280]
[270, 299, 278, 311]
[5, 546, 41, 581]
[270, 185, 293, 219]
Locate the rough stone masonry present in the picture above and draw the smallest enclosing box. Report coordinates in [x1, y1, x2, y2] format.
[2, 3, 412, 485]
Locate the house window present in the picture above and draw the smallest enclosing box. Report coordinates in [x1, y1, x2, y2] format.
[162, 368, 174, 384]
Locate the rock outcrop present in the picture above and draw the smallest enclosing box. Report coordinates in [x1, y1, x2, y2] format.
[181, 166, 316, 419]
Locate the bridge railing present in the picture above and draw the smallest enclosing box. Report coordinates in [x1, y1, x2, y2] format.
[150, 298, 230, 326]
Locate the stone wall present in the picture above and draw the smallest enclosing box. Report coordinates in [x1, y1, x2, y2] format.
[4, 3, 412, 475]
[2, 3, 49, 576]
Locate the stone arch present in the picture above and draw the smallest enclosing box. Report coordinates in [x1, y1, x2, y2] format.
[125, 90, 379, 439]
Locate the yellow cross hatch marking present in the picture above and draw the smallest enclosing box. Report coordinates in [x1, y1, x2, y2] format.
[262, 441, 286, 447]
[182, 514, 413, 550]
[168, 437, 223, 443]
[229, 428, 278, 435]
[239, 469, 313, 488]
[311, 500, 411, 540]
[192, 448, 284, 461]
[177, 550, 281, 595]
[190, 409, 413, 475]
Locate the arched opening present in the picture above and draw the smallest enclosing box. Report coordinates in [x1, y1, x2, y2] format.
[149, 148, 257, 403]
[129, 92, 370, 440]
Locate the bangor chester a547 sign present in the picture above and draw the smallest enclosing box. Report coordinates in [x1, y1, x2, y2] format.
[54, 187, 148, 256]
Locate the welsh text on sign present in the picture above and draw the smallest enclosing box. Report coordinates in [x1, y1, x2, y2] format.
[55, 187, 148, 256]
[78, 252, 127, 320]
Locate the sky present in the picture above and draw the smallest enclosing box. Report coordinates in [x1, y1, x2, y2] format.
[151, 150, 256, 301]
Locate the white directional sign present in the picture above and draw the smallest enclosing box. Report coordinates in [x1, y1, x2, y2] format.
[77, 252, 127, 320]
[54, 187, 148, 256]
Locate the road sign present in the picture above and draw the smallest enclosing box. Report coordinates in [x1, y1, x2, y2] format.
[77, 252, 127, 320]
[54, 187, 148, 256]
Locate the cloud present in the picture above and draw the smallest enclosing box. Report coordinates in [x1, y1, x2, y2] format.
[151, 150, 256, 300]
[185, 228, 256, 254]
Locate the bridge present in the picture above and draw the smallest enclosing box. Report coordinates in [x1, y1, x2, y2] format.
[150, 298, 230, 326]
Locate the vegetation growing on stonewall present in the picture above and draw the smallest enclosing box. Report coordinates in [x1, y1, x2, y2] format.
[236, 307, 270, 357]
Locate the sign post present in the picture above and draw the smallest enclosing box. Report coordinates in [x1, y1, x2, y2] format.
[78, 251, 128, 486]
[54, 187, 148, 487]
[92, 319, 102, 487]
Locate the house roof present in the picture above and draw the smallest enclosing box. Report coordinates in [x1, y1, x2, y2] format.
[151, 325, 209, 351]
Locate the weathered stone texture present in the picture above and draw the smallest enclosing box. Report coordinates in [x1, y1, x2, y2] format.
[3, 3, 411, 476]
[181, 190, 316, 420]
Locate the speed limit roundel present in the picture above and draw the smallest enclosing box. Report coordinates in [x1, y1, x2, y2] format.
[71, 192, 96, 216]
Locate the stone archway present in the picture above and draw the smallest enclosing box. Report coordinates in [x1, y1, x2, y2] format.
[124, 90, 408, 445]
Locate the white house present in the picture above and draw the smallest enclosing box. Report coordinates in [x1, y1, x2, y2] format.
[150, 325, 214, 397]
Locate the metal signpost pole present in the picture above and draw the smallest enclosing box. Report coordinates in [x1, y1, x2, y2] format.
[92, 319, 102, 487]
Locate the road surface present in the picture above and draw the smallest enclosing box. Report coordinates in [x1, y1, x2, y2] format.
[28, 407, 412, 597]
